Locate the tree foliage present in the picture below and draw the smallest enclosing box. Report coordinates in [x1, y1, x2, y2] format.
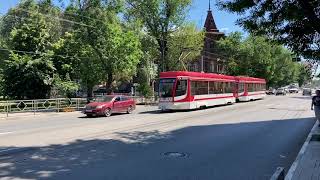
[217, 32, 311, 87]
[218, 0, 320, 59]
[0, 0, 143, 99]
[167, 23, 204, 71]
[1, 0, 58, 99]
[3, 54, 55, 99]
[126, 0, 192, 72]
[65, 0, 142, 94]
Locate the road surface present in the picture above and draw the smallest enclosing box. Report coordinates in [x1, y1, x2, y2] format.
[0, 94, 316, 180]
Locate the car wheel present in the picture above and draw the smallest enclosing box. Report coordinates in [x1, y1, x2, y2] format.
[86, 114, 93, 118]
[127, 105, 133, 114]
[104, 108, 112, 117]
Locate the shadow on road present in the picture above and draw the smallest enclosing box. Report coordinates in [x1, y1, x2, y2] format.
[78, 113, 129, 119]
[0, 118, 316, 180]
[138, 103, 236, 114]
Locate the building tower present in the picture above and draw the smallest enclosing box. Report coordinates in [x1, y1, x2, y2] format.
[188, 1, 226, 73]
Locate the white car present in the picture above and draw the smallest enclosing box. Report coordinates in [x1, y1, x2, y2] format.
[276, 88, 286, 95]
[289, 88, 299, 93]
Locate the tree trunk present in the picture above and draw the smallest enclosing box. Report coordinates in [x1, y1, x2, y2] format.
[87, 85, 93, 103]
[106, 72, 113, 95]
[157, 38, 168, 73]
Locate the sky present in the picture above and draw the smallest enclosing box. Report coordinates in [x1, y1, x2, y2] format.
[0, 0, 244, 34]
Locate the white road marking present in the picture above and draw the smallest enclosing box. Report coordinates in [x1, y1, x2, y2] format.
[0, 132, 14, 135]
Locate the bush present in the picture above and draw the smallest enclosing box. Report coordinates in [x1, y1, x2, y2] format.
[52, 74, 79, 98]
[137, 83, 153, 98]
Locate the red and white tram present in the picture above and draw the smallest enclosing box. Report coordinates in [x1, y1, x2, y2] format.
[158, 71, 266, 110]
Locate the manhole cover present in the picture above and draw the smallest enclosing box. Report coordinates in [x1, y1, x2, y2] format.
[163, 152, 188, 158]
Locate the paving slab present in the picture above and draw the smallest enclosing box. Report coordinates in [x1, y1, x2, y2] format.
[287, 122, 320, 180]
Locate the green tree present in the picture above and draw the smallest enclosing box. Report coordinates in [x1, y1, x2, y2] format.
[218, 0, 320, 59]
[298, 64, 312, 87]
[65, 0, 142, 94]
[135, 34, 158, 95]
[217, 32, 304, 87]
[3, 54, 55, 99]
[167, 23, 204, 71]
[52, 74, 79, 98]
[126, 0, 192, 72]
[51, 32, 102, 98]
[1, 0, 58, 99]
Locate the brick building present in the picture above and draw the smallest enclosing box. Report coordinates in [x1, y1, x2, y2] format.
[188, 4, 227, 74]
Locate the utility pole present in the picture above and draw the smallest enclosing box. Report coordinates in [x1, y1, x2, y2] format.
[161, 39, 165, 72]
[201, 55, 204, 73]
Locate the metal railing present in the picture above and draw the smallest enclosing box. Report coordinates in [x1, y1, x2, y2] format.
[0, 98, 88, 117]
[0, 96, 158, 117]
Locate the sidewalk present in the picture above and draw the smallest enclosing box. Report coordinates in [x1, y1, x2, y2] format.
[286, 121, 320, 180]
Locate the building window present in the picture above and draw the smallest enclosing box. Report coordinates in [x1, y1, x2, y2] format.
[210, 42, 215, 49]
[194, 63, 199, 72]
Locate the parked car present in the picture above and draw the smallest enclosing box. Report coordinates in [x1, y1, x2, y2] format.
[302, 88, 312, 96]
[289, 87, 299, 93]
[83, 95, 136, 117]
[266, 89, 276, 95]
[276, 88, 286, 96]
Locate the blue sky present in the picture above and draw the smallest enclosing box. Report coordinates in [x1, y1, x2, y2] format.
[189, 0, 243, 33]
[0, 0, 244, 34]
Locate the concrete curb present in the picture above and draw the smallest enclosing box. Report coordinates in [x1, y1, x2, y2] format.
[270, 167, 285, 180]
[285, 120, 319, 180]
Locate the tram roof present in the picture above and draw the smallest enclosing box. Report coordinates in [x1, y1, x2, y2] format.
[160, 71, 266, 83]
[236, 76, 266, 83]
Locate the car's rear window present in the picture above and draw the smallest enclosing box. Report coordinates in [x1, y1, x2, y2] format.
[95, 96, 114, 102]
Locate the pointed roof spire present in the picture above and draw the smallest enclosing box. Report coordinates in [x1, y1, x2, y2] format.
[204, 2, 219, 32]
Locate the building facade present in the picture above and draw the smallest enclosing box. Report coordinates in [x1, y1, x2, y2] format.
[188, 5, 227, 74]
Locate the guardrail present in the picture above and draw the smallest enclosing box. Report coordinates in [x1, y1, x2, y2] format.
[0, 96, 158, 117]
[0, 98, 88, 117]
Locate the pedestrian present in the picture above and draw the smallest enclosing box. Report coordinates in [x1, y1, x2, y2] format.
[311, 89, 320, 126]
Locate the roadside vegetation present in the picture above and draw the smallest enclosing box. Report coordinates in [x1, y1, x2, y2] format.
[0, 0, 316, 100]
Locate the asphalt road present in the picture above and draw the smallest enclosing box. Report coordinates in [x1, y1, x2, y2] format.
[0, 94, 316, 180]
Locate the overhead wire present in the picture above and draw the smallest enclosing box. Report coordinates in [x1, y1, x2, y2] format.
[0, 47, 89, 59]
[0, 7, 229, 64]
[0, 8, 97, 29]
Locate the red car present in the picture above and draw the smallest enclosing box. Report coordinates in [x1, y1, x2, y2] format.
[83, 95, 136, 117]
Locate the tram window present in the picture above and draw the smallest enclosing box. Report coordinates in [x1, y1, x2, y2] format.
[191, 81, 209, 95]
[175, 80, 187, 97]
[216, 82, 224, 94]
[209, 82, 215, 94]
[209, 82, 221, 94]
[239, 83, 244, 93]
[191, 81, 196, 95]
[225, 82, 233, 93]
[198, 81, 209, 95]
[159, 78, 175, 98]
[248, 83, 254, 92]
